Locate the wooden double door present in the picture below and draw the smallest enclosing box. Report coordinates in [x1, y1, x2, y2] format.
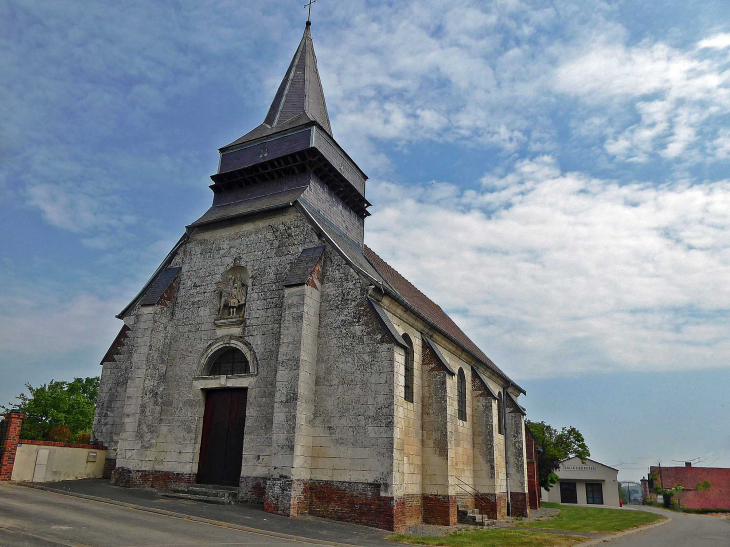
[197, 389, 247, 486]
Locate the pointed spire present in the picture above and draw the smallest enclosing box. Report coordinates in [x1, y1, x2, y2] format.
[263, 22, 333, 136]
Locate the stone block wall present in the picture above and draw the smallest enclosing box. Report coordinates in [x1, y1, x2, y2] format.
[93, 201, 530, 531]
[421, 343, 456, 525]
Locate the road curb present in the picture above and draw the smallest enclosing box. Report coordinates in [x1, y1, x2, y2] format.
[16, 482, 367, 547]
[574, 516, 672, 547]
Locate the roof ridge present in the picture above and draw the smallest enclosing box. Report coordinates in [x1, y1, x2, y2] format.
[363, 245, 444, 310]
[362, 244, 524, 394]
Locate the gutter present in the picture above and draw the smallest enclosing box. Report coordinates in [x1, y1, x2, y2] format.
[504, 381, 513, 517]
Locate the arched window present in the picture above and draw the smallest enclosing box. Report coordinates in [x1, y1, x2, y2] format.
[497, 392, 504, 435]
[207, 348, 250, 376]
[457, 368, 467, 421]
[402, 333, 414, 403]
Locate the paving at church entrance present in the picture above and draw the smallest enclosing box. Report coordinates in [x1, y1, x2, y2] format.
[0, 482, 395, 547]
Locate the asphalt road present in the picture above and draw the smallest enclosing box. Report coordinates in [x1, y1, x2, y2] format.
[0, 484, 334, 547]
[609, 506, 730, 547]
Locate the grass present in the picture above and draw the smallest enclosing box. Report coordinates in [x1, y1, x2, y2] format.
[387, 529, 583, 547]
[520, 502, 665, 534]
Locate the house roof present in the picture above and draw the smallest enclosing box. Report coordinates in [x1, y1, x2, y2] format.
[223, 23, 332, 150]
[560, 457, 620, 472]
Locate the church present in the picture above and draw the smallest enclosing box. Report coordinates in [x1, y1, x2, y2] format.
[93, 20, 532, 532]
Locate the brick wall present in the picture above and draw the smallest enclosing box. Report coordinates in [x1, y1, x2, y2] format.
[510, 492, 529, 517]
[0, 412, 24, 482]
[308, 480, 398, 531]
[650, 466, 730, 510]
[111, 467, 196, 489]
[423, 494, 457, 525]
[525, 428, 540, 510]
[475, 492, 508, 519]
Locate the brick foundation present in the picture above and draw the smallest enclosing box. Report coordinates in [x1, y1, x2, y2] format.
[307, 480, 399, 531]
[265, 478, 309, 517]
[102, 457, 117, 479]
[423, 494, 457, 525]
[240, 476, 268, 503]
[0, 412, 24, 482]
[111, 467, 196, 489]
[396, 494, 423, 528]
[475, 492, 508, 519]
[510, 492, 530, 517]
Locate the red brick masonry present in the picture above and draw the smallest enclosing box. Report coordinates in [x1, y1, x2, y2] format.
[111, 467, 196, 489]
[510, 492, 529, 517]
[423, 494, 458, 525]
[0, 413, 24, 482]
[264, 478, 423, 532]
[525, 427, 541, 510]
[650, 465, 730, 510]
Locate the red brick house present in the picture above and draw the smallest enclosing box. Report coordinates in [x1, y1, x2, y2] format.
[649, 463, 730, 510]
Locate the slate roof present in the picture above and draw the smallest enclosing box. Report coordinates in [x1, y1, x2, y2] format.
[189, 187, 306, 228]
[471, 366, 497, 397]
[363, 245, 524, 393]
[284, 246, 325, 287]
[223, 23, 331, 150]
[424, 336, 456, 375]
[368, 297, 408, 349]
[140, 267, 181, 306]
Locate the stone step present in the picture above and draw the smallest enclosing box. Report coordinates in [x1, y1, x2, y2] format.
[169, 485, 234, 497]
[160, 492, 232, 505]
[188, 484, 242, 492]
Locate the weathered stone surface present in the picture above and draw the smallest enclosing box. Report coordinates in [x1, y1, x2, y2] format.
[93, 190, 528, 531]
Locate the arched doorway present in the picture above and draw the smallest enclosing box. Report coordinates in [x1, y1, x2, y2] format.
[197, 347, 249, 486]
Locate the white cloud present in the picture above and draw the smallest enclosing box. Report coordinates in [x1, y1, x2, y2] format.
[698, 33, 730, 50]
[713, 129, 730, 159]
[366, 157, 730, 379]
[0, 290, 123, 358]
[554, 37, 730, 163]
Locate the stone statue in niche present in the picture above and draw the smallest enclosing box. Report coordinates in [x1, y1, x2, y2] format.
[216, 266, 249, 321]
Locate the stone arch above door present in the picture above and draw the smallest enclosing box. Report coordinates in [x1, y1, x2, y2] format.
[193, 336, 258, 390]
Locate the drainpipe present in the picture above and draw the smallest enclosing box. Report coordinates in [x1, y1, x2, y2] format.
[504, 383, 513, 516]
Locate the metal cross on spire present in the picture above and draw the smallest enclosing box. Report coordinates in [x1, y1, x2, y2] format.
[304, 0, 316, 23]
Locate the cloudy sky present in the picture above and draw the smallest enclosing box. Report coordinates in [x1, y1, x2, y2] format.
[1, 0, 728, 479]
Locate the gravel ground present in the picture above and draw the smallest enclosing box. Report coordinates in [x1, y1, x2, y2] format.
[402, 507, 562, 536]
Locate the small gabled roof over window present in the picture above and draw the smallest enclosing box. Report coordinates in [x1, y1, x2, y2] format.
[506, 390, 527, 415]
[284, 246, 325, 287]
[423, 336, 455, 376]
[367, 297, 408, 349]
[140, 267, 181, 306]
[471, 366, 497, 397]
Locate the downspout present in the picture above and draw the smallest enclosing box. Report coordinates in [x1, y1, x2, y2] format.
[504, 382, 513, 516]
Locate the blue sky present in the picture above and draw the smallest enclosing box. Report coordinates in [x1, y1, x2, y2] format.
[1, 0, 729, 480]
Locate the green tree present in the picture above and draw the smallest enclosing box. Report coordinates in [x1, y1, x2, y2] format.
[2, 377, 99, 441]
[619, 484, 628, 504]
[526, 420, 590, 491]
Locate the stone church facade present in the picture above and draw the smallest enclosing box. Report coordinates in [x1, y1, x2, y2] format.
[93, 22, 531, 532]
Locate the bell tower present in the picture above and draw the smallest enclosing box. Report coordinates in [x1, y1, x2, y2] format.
[191, 22, 371, 248]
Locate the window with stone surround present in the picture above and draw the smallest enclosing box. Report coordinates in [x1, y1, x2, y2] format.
[457, 368, 467, 421]
[402, 334, 414, 403]
[207, 348, 250, 376]
[498, 392, 504, 435]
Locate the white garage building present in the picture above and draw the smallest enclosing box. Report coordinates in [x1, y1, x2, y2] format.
[541, 457, 620, 507]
